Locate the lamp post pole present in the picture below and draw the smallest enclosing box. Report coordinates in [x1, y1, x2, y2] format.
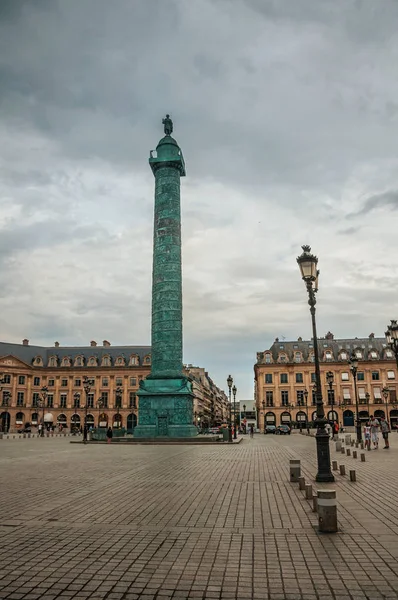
[96, 398, 103, 428]
[365, 392, 370, 421]
[243, 403, 247, 433]
[115, 386, 123, 430]
[227, 375, 233, 443]
[232, 384, 237, 439]
[349, 355, 362, 442]
[382, 387, 390, 423]
[326, 371, 335, 438]
[73, 392, 80, 434]
[297, 245, 334, 482]
[82, 376, 94, 444]
[40, 386, 48, 437]
[304, 389, 309, 434]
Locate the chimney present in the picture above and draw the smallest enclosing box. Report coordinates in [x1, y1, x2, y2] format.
[54, 341, 59, 348]
[22, 339, 29, 346]
[90, 340, 97, 347]
[369, 333, 375, 339]
[298, 336, 302, 342]
[103, 340, 111, 347]
[325, 331, 334, 340]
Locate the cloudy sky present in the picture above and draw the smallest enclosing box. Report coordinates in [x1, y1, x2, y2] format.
[1, 0, 398, 398]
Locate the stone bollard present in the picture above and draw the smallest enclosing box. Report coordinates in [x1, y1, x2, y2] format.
[346, 449, 351, 456]
[349, 470, 356, 482]
[298, 476, 306, 491]
[360, 453, 365, 462]
[360, 442, 364, 450]
[341, 447, 345, 454]
[305, 484, 313, 499]
[339, 464, 346, 476]
[355, 441, 359, 448]
[353, 450, 357, 459]
[345, 434, 351, 445]
[351, 440, 354, 447]
[335, 440, 342, 452]
[312, 494, 318, 512]
[289, 459, 301, 482]
[367, 443, 371, 452]
[332, 460, 338, 471]
[317, 490, 337, 533]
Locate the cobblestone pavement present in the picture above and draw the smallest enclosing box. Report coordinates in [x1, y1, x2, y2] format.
[1, 433, 398, 600]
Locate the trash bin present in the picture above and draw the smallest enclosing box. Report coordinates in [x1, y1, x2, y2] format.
[223, 428, 230, 442]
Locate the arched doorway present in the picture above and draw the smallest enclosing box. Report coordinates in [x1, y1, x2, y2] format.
[113, 414, 122, 428]
[265, 412, 276, 424]
[0, 411, 10, 433]
[296, 411, 307, 423]
[86, 414, 95, 428]
[71, 414, 81, 432]
[358, 410, 369, 423]
[44, 413, 54, 430]
[374, 409, 385, 420]
[280, 411, 291, 424]
[15, 412, 25, 428]
[390, 409, 398, 430]
[127, 413, 137, 433]
[343, 410, 354, 427]
[57, 414, 67, 425]
[327, 410, 338, 423]
[98, 413, 108, 428]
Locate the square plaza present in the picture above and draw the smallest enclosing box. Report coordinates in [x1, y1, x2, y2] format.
[1, 434, 398, 599]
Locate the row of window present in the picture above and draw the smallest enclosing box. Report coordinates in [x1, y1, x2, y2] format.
[34, 355, 151, 368]
[1, 376, 141, 387]
[264, 370, 393, 384]
[262, 387, 397, 407]
[1, 391, 138, 409]
[265, 349, 394, 363]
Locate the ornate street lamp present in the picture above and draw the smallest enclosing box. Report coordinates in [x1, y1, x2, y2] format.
[297, 245, 334, 482]
[382, 386, 390, 422]
[232, 384, 237, 439]
[385, 320, 398, 370]
[39, 386, 48, 437]
[227, 375, 233, 443]
[96, 397, 104, 428]
[349, 354, 361, 442]
[304, 389, 309, 433]
[82, 376, 94, 444]
[115, 386, 123, 430]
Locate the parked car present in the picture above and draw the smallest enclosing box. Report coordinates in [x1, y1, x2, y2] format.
[276, 424, 291, 435]
[264, 425, 276, 434]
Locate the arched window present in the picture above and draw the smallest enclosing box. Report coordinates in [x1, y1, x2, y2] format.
[324, 351, 332, 361]
[15, 412, 24, 424]
[278, 354, 287, 363]
[116, 356, 125, 366]
[48, 356, 58, 367]
[33, 356, 43, 366]
[339, 351, 347, 361]
[355, 350, 362, 359]
[129, 354, 139, 366]
[369, 350, 378, 359]
[102, 355, 111, 367]
[264, 353, 272, 364]
[61, 357, 71, 367]
[74, 356, 84, 367]
[294, 352, 301, 363]
[88, 357, 97, 367]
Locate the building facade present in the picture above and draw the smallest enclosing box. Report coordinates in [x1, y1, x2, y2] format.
[0, 339, 228, 433]
[254, 332, 398, 431]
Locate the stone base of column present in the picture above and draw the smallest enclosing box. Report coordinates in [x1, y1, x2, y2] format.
[134, 377, 198, 438]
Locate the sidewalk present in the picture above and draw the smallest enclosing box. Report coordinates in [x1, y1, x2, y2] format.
[0, 435, 398, 599]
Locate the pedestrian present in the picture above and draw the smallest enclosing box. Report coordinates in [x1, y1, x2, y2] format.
[38, 423, 42, 436]
[364, 421, 371, 450]
[380, 416, 390, 449]
[106, 427, 113, 444]
[369, 415, 380, 449]
[249, 424, 254, 438]
[333, 421, 339, 440]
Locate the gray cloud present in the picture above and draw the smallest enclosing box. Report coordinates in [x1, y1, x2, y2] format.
[1, 0, 398, 396]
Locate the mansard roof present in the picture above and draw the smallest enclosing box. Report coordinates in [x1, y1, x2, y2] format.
[0, 341, 151, 366]
[257, 334, 390, 363]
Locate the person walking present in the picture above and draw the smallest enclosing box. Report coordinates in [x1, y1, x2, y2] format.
[249, 424, 254, 439]
[380, 416, 390, 449]
[106, 427, 113, 444]
[369, 415, 380, 449]
[364, 421, 371, 450]
[332, 421, 339, 440]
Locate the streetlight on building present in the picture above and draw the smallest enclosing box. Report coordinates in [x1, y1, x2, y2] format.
[227, 375, 233, 443]
[349, 354, 361, 442]
[382, 386, 390, 422]
[115, 386, 123, 429]
[326, 371, 335, 434]
[385, 320, 398, 370]
[39, 386, 48, 437]
[297, 245, 334, 482]
[232, 384, 237, 439]
[82, 376, 94, 444]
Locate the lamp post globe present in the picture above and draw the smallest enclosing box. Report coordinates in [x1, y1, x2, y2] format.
[297, 245, 334, 482]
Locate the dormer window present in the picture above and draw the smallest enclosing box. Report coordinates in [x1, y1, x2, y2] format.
[355, 351, 362, 359]
[340, 352, 347, 360]
[129, 354, 139, 366]
[386, 350, 393, 358]
[294, 352, 301, 363]
[102, 355, 111, 367]
[309, 353, 315, 362]
[265, 353, 272, 364]
[116, 356, 125, 366]
[61, 357, 71, 367]
[48, 356, 58, 367]
[88, 357, 97, 367]
[369, 351, 378, 359]
[279, 354, 287, 363]
[325, 351, 332, 361]
[74, 356, 84, 367]
[144, 355, 151, 364]
[33, 356, 43, 367]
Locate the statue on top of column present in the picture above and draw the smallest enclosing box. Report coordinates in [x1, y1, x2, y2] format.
[162, 114, 173, 136]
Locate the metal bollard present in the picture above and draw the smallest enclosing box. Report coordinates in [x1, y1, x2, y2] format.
[312, 494, 318, 512]
[298, 476, 306, 490]
[355, 441, 359, 448]
[332, 460, 338, 470]
[317, 490, 337, 533]
[305, 483, 313, 499]
[349, 470, 356, 482]
[289, 459, 301, 482]
[360, 453, 365, 462]
[335, 440, 342, 452]
[339, 464, 346, 476]
[360, 442, 364, 450]
[367, 443, 371, 451]
[351, 440, 354, 447]
[345, 434, 351, 445]
[353, 450, 357, 459]
[346, 449, 351, 456]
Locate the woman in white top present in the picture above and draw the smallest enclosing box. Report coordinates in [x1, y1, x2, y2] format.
[364, 422, 371, 450]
